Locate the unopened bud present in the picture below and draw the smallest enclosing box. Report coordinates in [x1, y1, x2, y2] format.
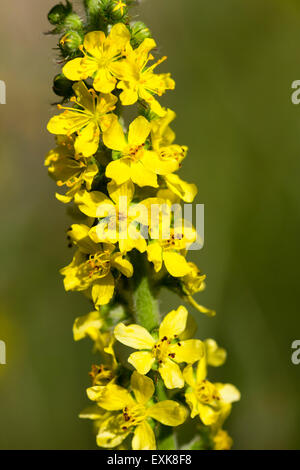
[48, 2, 72, 26]
[53, 74, 74, 98]
[59, 31, 83, 57]
[130, 21, 152, 48]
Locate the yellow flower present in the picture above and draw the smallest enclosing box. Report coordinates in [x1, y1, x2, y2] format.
[75, 180, 148, 254]
[181, 263, 216, 317]
[60, 224, 133, 307]
[63, 24, 130, 93]
[47, 81, 118, 157]
[87, 371, 187, 449]
[112, 38, 175, 116]
[183, 356, 240, 426]
[114, 306, 204, 389]
[103, 115, 185, 187]
[213, 429, 233, 450]
[204, 338, 227, 367]
[45, 135, 98, 203]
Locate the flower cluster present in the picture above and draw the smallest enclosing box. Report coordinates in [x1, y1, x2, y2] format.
[46, 0, 240, 450]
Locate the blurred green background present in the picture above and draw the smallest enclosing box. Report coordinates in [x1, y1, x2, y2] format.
[1, 0, 300, 449]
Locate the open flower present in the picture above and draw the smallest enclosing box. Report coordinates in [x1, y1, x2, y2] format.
[75, 180, 148, 253]
[183, 356, 240, 426]
[63, 24, 130, 93]
[47, 81, 118, 157]
[103, 115, 186, 188]
[45, 135, 98, 203]
[114, 306, 204, 389]
[112, 38, 175, 116]
[87, 371, 187, 449]
[60, 224, 133, 307]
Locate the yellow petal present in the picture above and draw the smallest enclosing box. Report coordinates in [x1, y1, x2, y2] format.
[96, 416, 129, 448]
[94, 68, 116, 94]
[158, 358, 184, 389]
[196, 356, 207, 382]
[165, 174, 198, 203]
[75, 121, 99, 157]
[159, 305, 188, 340]
[163, 251, 192, 277]
[198, 403, 220, 426]
[111, 253, 133, 278]
[91, 384, 133, 410]
[106, 159, 131, 185]
[142, 150, 179, 176]
[204, 339, 227, 367]
[84, 31, 106, 57]
[169, 339, 204, 364]
[114, 323, 155, 350]
[73, 311, 103, 341]
[128, 116, 151, 147]
[147, 242, 163, 272]
[130, 161, 158, 188]
[75, 190, 113, 218]
[79, 405, 108, 421]
[92, 273, 115, 307]
[63, 57, 88, 81]
[148, 400, 187, 426]
[103, 118, 127, 151]
[218, 384, 241, 404]
[128, 351, 155, 375]
[132, 421, 156, 450]
[131, 371, 154, 404]
[184, 391, 199, 418]
[107, 179, 134, 205]
[182, 365, 196, 388]
[109, 23, 131, 46]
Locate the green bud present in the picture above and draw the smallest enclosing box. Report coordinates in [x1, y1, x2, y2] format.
[63, 12, 84, 32]
[130, 21, 152, 48]
[53, 74, 74, 98]
[48, 1, 72, 26]
[109, 1, 128, 22]
[59, 30, 83, 57]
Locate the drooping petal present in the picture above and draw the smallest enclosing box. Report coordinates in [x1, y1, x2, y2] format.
[163, 251, 192, 277]
[184, 391, 200, 419]
[159, 305, 188, 340]
[148, 400, 187, 426]
[75, 121, 100, 157]
[111, 253, 133, 277]
[196, 356, 207, 382]
[204, 339, 227, 367]
[114, 323, 155, 350]
[198, 403, 220, 426]
[96, 416, 129, 448]
[128, 351, 155, 375]
[164, 174, 198, 203]
[169, 339, 204, 365]
[92, 273, 115, 307]
[73, 311, 103, 341]
[182, 365, 196, 388]
[158, 358, 184, 389]
[131, 371, 154, 404]
[147, 242, 163, 272]
[132, 421, 156, 450]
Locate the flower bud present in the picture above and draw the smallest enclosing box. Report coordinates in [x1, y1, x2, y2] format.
[59, 31, 84, 57]
[48, 2, 72, 26]
[110, 1, 128, 21]
[130, 21, 152, 48]
[53, 74, 74, 99]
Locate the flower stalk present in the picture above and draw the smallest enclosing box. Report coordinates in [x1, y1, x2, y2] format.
[46, 0, 240, 450]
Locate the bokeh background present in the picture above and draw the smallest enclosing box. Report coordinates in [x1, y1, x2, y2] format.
[1, 0, 300, 449]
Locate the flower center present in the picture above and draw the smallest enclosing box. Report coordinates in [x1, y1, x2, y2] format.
[125, 143, 145, 161]
[152, 336, 177, 364]
[196, 380, 221, 406]
[121, 404, 146, 430]
[80, 252, 111, 282]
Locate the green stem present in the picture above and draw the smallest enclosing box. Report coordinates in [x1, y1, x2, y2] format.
[130, 252, 160, 331]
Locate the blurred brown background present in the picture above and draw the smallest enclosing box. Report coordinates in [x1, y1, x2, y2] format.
[1, 0, 300, 449]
